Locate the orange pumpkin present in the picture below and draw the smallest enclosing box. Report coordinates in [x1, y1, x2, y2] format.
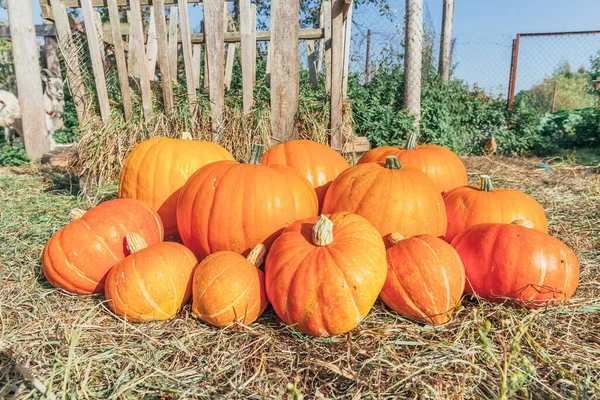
[261, 140, 350, 209]
[357, 133, 467, 193]
[104, 233, 198, 322]
[192, 244, 268, 327]
[119, 136, 234, 239]
[451, 220, 580, 307]
[177, 144, 318, 259]
[443, 175, 548, 242]
[381, 233, 465, 324]
[265, 213, 387, 336]
[42, 199, 164, 295]
[322, 156, 447, 241]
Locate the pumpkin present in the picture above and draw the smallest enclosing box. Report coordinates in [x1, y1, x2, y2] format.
[451, 220, 580, 307]
[177, 144, 319, 259]
[192, 244, 268, 327]
[381, 233, 465, 324]
[261, 139, 350, 209]
[42, 199, 164, 295]
[443, 175, 548, 242]
[322, 156, 447, 241]
[265, 213, 387, 336]
[119, 136, 234, 239]
[357, 133, 468, 193]
[104, 233, 198, 322]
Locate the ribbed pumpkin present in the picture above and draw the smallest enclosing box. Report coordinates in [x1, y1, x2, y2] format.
[42, 199, 164, 295]
[261, 139, 350, 209]
[443, 175, 548, 242]
[451, 220, 580, 307]
[357, 133, 468, 193]
[192, 244, 268, 327]
[381, 233, 465, 325]
[104, 233, 198, 322]
[322, 156, 447, 241]
[177, 144, 318, 259]
[265, 213, 387, 336]
[119, 136, 234, 239]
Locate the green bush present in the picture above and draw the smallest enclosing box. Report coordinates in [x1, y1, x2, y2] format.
[0, 141, 29, 166]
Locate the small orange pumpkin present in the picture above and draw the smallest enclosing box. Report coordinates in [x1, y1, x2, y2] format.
[192, 244, 268, 327]
[443, 175, 548, 242]
[104, 233, 198, 322]
[381, 233, 465, 324]
[265, 213, 387, 337]
[42, 199, 164, 294]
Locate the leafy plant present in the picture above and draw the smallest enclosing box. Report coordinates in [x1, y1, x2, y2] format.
[0, 142, 29, 166]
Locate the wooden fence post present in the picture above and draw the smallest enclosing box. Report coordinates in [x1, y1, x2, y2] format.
[168, 6, 179, 83]
[342, 0, 353, 97]
[204, 0, 225, 139]
[270, 0, 299, 144]
[240, 0, 253, 112]
[330, 0, 345, 151]
[192, 44, 201, 89]
[438, 0, 454, 81]
[7, 0, 50, 158]
[130, 0, 153, 118]
[146, 6, 158, 80]
[178, 0, 197, 124]
[322, 1, 332, 93]
[154, 0, 174, 112]
[250, 4, 256, 84]
[364, 29, 371, 84]
[107, 0, 132, 119]
[404, 0, 423, 128]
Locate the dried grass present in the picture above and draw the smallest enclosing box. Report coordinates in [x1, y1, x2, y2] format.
[1, 155, 599, 399]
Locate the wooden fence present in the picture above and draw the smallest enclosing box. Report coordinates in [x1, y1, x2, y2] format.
[37, 0, 367, 153]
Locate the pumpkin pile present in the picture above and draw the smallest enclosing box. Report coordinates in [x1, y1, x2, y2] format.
[41, 135, 581, 336]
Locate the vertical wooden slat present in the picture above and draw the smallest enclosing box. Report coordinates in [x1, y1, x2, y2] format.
[130, 0, 153, 118]
[270, 0, 299, 144]
[330, 0, 345, 151]
[154, 0, 174, 111]
[265, 41, 271, 86]
[240, 0, 253, 112]
[48, 0, 86, 121]
[322, 1, 332, 93]
[81, 0, 111, 121]
[127, 10, 139, 79]
[146, 6, 158, 80]
[317, 5, 325, 74]
[43, 20, 61, 76]
[192, 44, 201, 89]
[204, 0, 225, 138]
[307, 40, 318, 89]
[107, 0, 132, 119]
[168, 5, 179, 83]
[7, 0, 50, 158]
[250, 3, 256, 84]
[178, 0, 196, 114]
[93, 10, 106, 61]
[223, 3, 235, 91]
[342, 1, 353, 97]
[438, 0, 454, 81]
[404, 0, 423, 126]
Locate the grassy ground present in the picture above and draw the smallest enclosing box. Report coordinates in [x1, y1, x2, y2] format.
[0, 155, 599, 399]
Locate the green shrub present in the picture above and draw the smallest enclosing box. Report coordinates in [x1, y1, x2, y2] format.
[0, 142, 29, 166]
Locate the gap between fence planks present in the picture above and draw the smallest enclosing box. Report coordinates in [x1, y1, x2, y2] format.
[178, 0, 197, 126]
[130, 0, 153, 118]
[106, 0, 132, 119]
[321, 1, 332, 93]
[307, 40, 318, 89]
[192, 44, 201, 89]
[153, 0, 174, 111]
[146, 6, 158, 80]
[223, 3, 235, 91]
[204, 0, 225, 139]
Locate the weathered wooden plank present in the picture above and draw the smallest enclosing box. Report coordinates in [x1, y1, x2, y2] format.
[146, 6, 158, 80]
[127, 10, 139, 78]
[223, 3, 235, 91]
[93, 10, 106, 61]
[341, 136, 370, 154]
[317, 6, 325, 73]
[107, 0, 132, 119]
[43, 20, 61, 77]
[322, 1, 332, 92]
[240, 0, 253, 112]
[130, 0, 153, 118]
[7, 0, 50, 158]
[330, 0, 344, 151]
[153, 0, 174, 111]
[342, 1, 352, 97]
[81, 0, 111, 121]
[0, 24, 56, 37]
[168, 6, 178, 83]
[270, 0, 299, 144]
[250, 3, 256, 84]
[48, 0, 86, 121]
[306, 40, 318, 89]
[265, 41, 271, 86]
[178, 0, 197, 113]
[204, 0, 225, 138]
[192, 44, 201, 89]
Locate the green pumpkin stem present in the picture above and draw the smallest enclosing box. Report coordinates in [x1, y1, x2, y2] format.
[389, 232, 405, 246]
[126, 232, 148, 254]
[405, 132, 418, 150]
[480, 175, 494, 192]
[384, 156, 402, 170]
[313, 215, 334, 246]
[249, 144, 265, 165]
[69, 208, 86, 221]
[247, 244, 267, 267]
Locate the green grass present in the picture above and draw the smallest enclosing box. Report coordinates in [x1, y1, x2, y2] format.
[0, 157, 599, 398]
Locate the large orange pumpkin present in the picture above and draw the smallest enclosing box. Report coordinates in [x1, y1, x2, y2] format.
[119, 136, 234, 239]
[261, 140, 350, 209]
[322, 156, 447, 241]
[192, 244, 268, 327]
[177, 144, 318, 259]
[451, 220, 580, 307]
[265, 213, 387, 336]
[104, 233, 198, 322]
[443, 175, 548, 242]
[357, 133, 467, 193]
[381, 233, 465, 325]
[42, 199, 164, 294]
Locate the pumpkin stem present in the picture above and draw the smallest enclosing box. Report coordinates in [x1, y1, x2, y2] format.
[249, 144, 265, 165]
[384, 156, 402, 170]
[126, 232, 148, 253]
[246, 244, 267, 267]
[180, 131, 193, 140]
[512, 219, 534, 228]
[312, 215, 334, 246]
[480, 175, 494, 192]
[69, 208, 86, 221]
[405, 132, 418, 150]
[389, 232, 405, 245]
